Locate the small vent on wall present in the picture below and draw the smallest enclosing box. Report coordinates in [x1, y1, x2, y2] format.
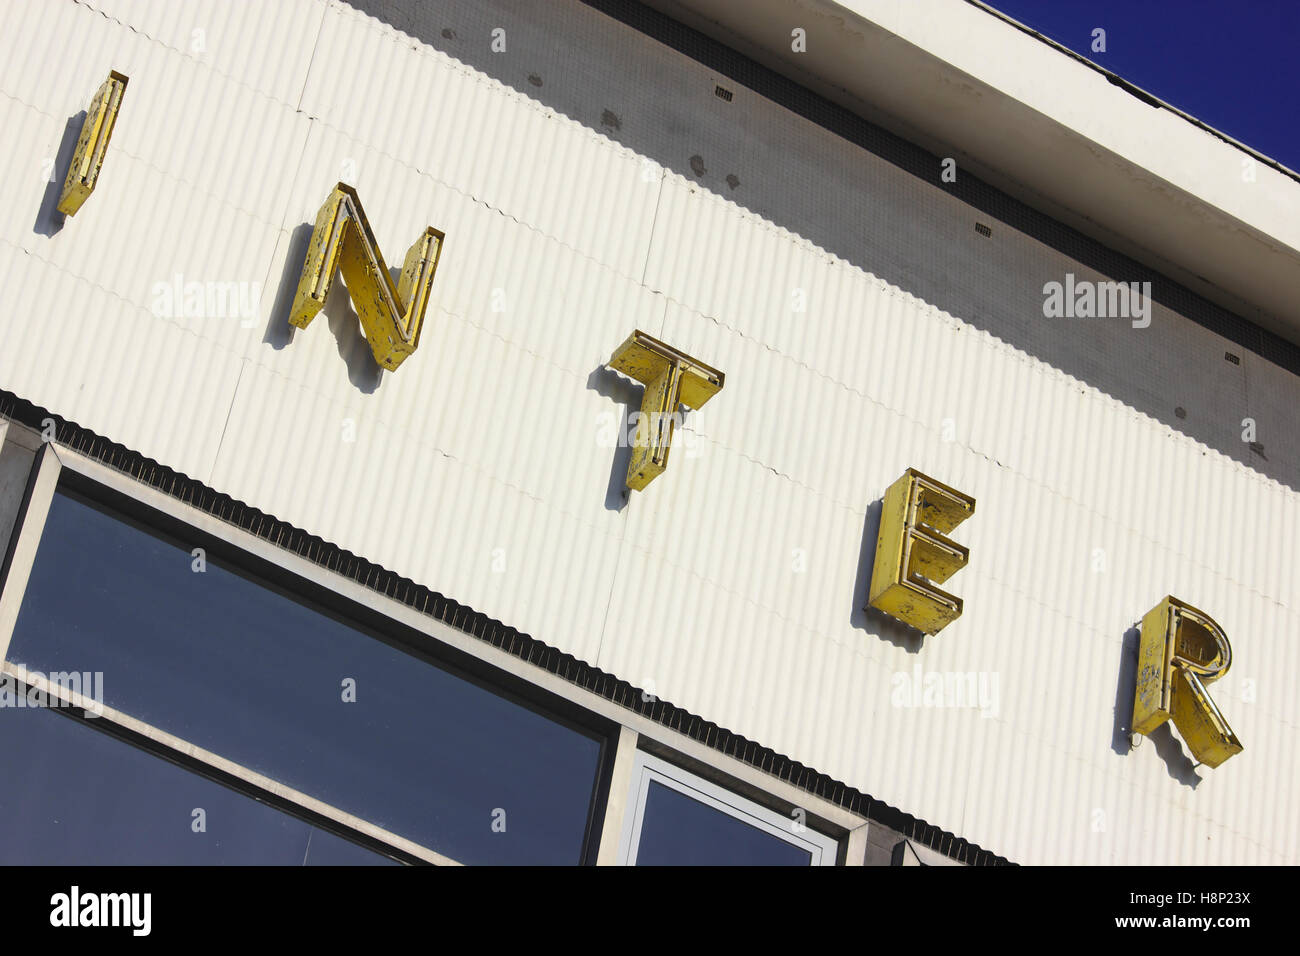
[975, 222, 992, 238]
[714, 84, 733, 102]
[1225, 352, 1241, 365]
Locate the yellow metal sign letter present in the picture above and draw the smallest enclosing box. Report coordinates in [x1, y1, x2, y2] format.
[290, 183, 444, 371]
[867, 468, 975, 635]
[606, 331, 724, 491]
[1133, 596, 1242, 768]
[57, 70, 128, 216]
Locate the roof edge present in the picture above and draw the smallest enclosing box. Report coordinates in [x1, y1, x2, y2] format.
[637, 0, 1300, 347]
[964, 0, 1299, 184]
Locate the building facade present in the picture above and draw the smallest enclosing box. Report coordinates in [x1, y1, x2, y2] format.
[0, 0, 1296, 865]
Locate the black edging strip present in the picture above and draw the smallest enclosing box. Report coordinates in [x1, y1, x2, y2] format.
[0, 391, 1011, 866]
[580, 0, 1300, 378]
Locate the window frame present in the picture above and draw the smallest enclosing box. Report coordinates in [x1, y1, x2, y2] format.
[616, 751, 839, 865]
[0, 438, 865, 865]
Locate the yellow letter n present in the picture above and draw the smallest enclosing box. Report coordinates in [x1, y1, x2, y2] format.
[606, 331, 724, 492]
[868, 468, 975, 635]
[290, 183, 444, 371]
[1133, 596, 1242, 768]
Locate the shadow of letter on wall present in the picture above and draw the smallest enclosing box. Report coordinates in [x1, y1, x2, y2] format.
[852, 498, 924, 654]
[1113, 625, 1201, 787]
[587, 365, 638, 513]
[32, 111, 86, 237]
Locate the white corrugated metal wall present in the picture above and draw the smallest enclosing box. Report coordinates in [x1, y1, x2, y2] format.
[0, 0, 1295, 863]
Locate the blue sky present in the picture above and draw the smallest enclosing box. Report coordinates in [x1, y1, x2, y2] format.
[984, 0, 1300, 171]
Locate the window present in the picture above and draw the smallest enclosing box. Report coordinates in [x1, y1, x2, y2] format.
[617, 753, 838, 865]
[0, 703, 395, 865]
[0, 441, 863, 866]
[1, 482, 609, 865]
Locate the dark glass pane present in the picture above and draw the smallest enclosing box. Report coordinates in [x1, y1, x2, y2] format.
[0, 704, 395, 865]
[7, 490, 603, 865]
[635, 780, 812, 865]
